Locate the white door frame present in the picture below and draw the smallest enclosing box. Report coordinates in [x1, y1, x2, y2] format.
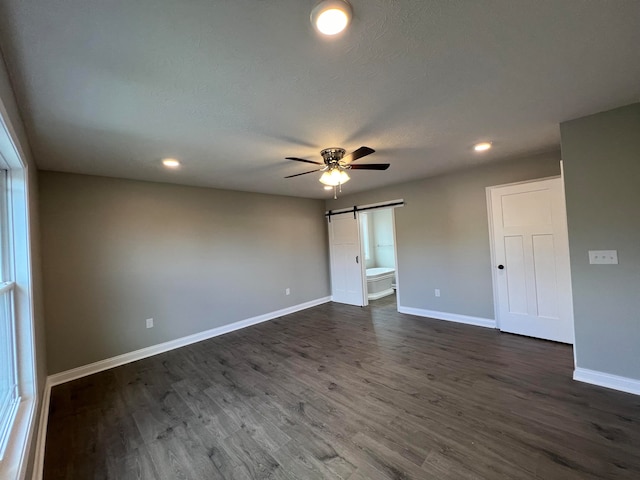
[486, 175, 575, 337]
[357, 210, 369, 307]
[390, 207, 401, 308]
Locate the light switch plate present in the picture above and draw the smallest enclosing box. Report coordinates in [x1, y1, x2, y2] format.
[588, 250, 618, 265]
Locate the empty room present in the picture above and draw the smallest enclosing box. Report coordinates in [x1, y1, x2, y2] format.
[0, 1, 639, 479]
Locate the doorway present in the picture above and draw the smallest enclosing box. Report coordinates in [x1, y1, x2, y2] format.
[360, 208, 397, 303]
[487, 177, 574, 344]
[327, 201, 402, 308]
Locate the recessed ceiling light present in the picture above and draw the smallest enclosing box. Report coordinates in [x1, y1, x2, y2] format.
[162, 158, 181, 168]
[474, 142, 492, 152]
[311, 0, 353, 36]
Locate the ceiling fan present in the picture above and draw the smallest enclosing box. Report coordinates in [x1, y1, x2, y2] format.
[284, 146, 390, 197]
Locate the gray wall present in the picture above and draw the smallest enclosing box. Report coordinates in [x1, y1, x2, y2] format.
[0, 49, 46, 479]
[328, 152, 561, 319]
[39, 172, 330, 374]
[560, 103, 640, 380]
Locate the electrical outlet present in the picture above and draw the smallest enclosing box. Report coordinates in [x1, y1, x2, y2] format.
[435, 289, 440, 297]
[146, 318, 154, 329]
[588, 250, 618, 265]
[285, 288, 291, 296]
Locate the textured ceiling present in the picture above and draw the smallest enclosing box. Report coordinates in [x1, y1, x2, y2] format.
[1, 0, 639, 199]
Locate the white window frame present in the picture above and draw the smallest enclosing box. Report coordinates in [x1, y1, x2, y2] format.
[0, 167, 20, 458]
[0, 95, 38, 480]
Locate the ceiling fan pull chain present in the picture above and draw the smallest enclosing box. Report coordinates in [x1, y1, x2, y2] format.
[333, 186, 337, 199]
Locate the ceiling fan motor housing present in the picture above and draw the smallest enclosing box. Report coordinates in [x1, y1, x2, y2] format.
[321, 148, 346, 166]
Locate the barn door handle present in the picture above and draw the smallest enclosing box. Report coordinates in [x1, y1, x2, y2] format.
[497, 264, 504, 270]
[356, 255, 359, 264]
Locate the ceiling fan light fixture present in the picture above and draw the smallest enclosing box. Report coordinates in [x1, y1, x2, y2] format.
[311, 0, 353, 36]
[319, 168, 350, 186]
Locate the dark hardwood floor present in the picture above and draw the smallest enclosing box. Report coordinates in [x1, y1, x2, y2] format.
[44, 295, 640, 479]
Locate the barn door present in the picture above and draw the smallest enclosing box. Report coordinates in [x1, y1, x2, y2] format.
[328, 213, 365, 306]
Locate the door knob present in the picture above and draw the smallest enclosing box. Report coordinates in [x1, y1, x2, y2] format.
[497, 264, 504, 270]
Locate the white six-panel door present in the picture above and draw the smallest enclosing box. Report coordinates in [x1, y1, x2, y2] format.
[328, 214, 365, 306]
[489, 178, 574, 344]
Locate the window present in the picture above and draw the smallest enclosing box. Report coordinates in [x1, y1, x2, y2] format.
[0, 98, 37, 480]
[360, 212, 371, 260]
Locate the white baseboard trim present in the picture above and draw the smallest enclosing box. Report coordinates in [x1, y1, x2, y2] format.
[48, 296, 331, 387]
[397, 305, 496, 329]
[368, 288, 394, 301]
[31, 379, 52, 480]
[573, 367, 640, 396]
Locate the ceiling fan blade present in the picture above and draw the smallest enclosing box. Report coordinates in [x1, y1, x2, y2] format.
[284, 168, 322, 178]
[285, 157, 323, 165]
[343, 146, 375, 163]
[349, 163, 390, 170]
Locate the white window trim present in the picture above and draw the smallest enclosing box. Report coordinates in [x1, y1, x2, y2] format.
[0, 94, 38, 480]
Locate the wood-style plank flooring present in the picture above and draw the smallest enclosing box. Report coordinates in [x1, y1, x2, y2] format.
[44, 295, 640, 479]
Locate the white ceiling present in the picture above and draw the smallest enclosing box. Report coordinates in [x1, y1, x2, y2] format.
[1, 0, 639, 199]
